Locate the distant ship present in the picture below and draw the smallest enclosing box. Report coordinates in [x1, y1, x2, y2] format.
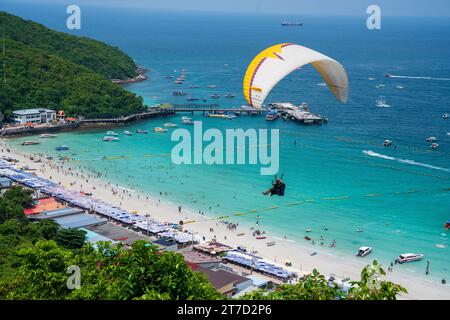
[281, 20, 303, 26]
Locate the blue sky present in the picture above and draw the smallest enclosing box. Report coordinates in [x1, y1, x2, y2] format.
[5, 0, 450, 16]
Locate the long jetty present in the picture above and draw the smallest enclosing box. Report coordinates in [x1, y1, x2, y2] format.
[0, 106, 267, 137]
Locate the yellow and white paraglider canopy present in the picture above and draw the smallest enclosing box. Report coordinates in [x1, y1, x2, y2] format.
[243, 43, 349, 109]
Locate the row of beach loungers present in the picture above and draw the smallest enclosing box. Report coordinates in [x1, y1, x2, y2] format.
[0, 160, 197, 244]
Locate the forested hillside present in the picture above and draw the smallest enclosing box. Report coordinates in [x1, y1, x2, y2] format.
[0, 11, 146, 118]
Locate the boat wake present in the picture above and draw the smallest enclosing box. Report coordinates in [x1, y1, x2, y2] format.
[387, 74, 450, 81]
[363, 150, 450, 173]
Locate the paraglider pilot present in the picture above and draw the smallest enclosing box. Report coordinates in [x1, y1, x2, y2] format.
[262, 175, 285, 196]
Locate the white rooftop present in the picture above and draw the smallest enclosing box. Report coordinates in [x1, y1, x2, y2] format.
[13, 108, 55, 115]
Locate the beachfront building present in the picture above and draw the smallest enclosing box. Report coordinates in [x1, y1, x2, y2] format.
[196, 266, 253, 297]
[12, 108, 56, 125]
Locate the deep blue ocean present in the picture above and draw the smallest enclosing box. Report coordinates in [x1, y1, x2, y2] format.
[3, 2, 450, 280]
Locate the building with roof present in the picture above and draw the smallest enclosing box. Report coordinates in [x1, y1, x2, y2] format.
[33, 208, 106, 229]
[85, 222, 150, 246]
[79, 227, 117, 248]
[197, 266, 253, 297]
[180, 250, 222, 269]
[152, 236, 178, 251]
[13, 108, 56, 125]
[23, 197, 67, 216]
[0, 177, 12, 189]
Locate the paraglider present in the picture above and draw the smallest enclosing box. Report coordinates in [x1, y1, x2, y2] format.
[243, 43, 349, 109]
[262, 174, 286, 196]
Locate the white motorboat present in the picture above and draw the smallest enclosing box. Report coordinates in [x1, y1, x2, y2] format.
[102, 136, 119, 141]
[123, 131, 133, 136]
[164, 123, 178, 128]
[21, 140, 40, 146]
[395, 253, 424, 264]
[396, 85, 404, 89]
[426, 136, 437, 142]
[106, 131, 118, 136]
[356, 246, 372, 257]
[383, 139, 392, 147]
[154, 127, 168, 132]
[39, 133, 57, 138]
[376, 97, 390, 108]
[182, 119, 194, 125]
[431, 143, 439, 149]
[443, 113, 449, 119]
[181, 116, 192, 121]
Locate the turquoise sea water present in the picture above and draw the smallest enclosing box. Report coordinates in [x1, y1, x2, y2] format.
[3, 3, 450, 280]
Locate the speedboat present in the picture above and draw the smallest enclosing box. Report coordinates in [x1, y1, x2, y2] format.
[444, 220, 450, 229]
[306, 228, 312, 233]
[164, 123, 178, 128]
[181, 116, 192, 121]
[154, 127, 168, 132]
[39, 133, 57, 138]
[224, 93, 235, 98]
[266, 111, 279, 121]
[123, 131, 133, 136]
[102, 136, 119, 142]
[395, 253, 424, 264]
[136, 129, 148, 134]
[385, 73, 392, 78]
[21, 141, 40, 146]
[431, 143, 439, 149]
[396, 85, 404, 89]
[106, 131, 118, 136]
[356, 246, 372, 257]
[443, 113, 449, 119]
[210, 94, 220, 99]
[55, 145, 69, 151]
[426, 136, 437, 142]
[182, 119, 194, 125]
[383, 139, 392, 147]
[376, 97, 390, 108]
[207, 114, 227, 119]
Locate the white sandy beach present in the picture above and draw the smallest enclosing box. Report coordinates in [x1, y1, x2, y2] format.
[1, 139, 449, 300]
